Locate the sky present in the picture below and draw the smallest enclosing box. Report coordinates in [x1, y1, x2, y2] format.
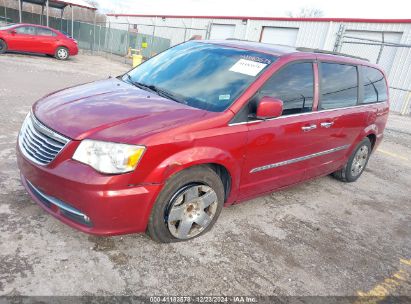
[96, 0, 411, 19]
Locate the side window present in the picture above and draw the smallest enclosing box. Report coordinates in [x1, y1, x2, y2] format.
[363, 66, 388, 103]
[319, 63, 358, 110]
[37, 28, 56, 37]
[259, 62, 314, 116]
[15, 26, 36, 35]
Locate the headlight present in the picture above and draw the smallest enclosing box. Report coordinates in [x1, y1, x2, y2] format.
[72, 140, 145, 174]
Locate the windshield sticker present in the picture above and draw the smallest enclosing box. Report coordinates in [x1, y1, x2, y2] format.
[240, 55, 272, 65]
[219, 94, 231, 101]
[229, 59, 267, 76]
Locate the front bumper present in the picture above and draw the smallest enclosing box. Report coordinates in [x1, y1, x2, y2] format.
[17, 144, 163, 236]
[69, 45, 79, 56]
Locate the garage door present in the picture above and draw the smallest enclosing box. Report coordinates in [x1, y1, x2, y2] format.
[209, 24, 236, 40]
[260, 27, 299, 46]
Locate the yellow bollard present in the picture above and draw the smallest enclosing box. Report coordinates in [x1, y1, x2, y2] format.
[132, 54, 143, 67]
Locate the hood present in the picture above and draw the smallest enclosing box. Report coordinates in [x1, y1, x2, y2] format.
[33, 78, 208, 141]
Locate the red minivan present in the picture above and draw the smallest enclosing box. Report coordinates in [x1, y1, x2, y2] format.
[16, 40, 389, 242]
[0, 23, 78, 60]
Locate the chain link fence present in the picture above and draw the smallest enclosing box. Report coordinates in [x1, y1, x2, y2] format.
[0, 6, 206, 61]
[106, 21, 207, 58]
[333, 25, 411, 115]
[0, 5, 208, 62]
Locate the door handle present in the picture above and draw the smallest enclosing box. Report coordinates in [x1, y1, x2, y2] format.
[320, 121, 334, 128]
[301, 124, 317, 132]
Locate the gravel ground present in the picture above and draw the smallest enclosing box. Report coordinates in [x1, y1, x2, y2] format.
[0, 53, 410, 297]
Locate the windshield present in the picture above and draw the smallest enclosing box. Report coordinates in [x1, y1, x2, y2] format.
[124, 41, 277, 112]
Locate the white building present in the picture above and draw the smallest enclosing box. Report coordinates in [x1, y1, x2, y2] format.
[107, 14, 411, 114]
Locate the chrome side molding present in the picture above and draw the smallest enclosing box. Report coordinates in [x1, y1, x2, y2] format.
[250, 145, 350, 173]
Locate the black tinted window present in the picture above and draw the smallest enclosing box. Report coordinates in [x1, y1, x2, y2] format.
[363, 66, 388, 103]
[37, 28, 56, 36]
[15, 26, 36, 35]
[259, 62, 314, 116]
[320, 63, 358, 110]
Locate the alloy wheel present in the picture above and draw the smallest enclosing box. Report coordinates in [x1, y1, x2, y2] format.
[58, 48, 68, 59]
[351, 145, 369, 177]
[166, 184, 218, 240]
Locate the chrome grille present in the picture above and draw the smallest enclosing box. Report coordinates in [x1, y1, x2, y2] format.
[18, 112, 70, 165]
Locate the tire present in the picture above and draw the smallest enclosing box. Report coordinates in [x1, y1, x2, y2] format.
[0, 39, 7, 54]
[332, 138, 372, 183]
[147, 166, 225, 243]
[55, 47, 69, 60]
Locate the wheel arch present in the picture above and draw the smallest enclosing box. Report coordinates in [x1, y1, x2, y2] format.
[202, 163, 232, 203]
[144, 146, 241, 205]
[366, 133, 377, 151]
[350, 124, 379, 156]
[0, 38, 7, 49]
[55, 45, 70, 56]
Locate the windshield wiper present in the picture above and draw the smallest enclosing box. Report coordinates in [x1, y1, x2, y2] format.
[146, 85, 186, 104]
[126, 75, 185, 104]
[126, 74, 155, 93]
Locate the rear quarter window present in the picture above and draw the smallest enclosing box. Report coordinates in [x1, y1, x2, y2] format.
[319, 63, 358, 110]
[362, 66, 388, 103]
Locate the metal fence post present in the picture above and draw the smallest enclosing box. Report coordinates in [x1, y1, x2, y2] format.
[182, 20, 187, 42]
[109, 22, 113, 61]
[150, 27, 155, 58]
[376, 32, 385, 64]
[78, 22, 81, 47]
[205, 21, 212, 39]
[18, 0, 22, 23]
[124, 22, 128, 63]
[150, 17, 157, 58]
[333, 24, 345, 52]
[46, 0, 49, 27]
[92, 11, 96, 54]
[3, 0, 7, 24]
[71, 5, 74, 37]
[98, 24, 101, 54]
[104, 22, 109, 58]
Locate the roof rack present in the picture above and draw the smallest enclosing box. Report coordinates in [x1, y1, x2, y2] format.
[225, 38, 253, 42]
[296, 47, 370, 62]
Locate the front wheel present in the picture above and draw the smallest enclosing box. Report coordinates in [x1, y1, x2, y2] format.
[332, 138, 372, 182]
[147, 166, 225, 243]
[55, 47, 69, 60]
[0, 39, 7, 54]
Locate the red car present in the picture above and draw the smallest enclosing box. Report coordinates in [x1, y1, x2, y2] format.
[0, 23, 78, 60]
[16, 40, 389, 242]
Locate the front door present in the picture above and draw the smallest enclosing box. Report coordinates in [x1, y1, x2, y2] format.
[9, 26, 38, 52]
[239, 61, 324, 200]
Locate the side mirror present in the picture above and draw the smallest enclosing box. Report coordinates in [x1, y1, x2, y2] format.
[256, 96, 283, 119]
[10, 30, 17, 35]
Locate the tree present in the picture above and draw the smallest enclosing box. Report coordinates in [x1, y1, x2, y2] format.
[286, 7, 325, 18]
